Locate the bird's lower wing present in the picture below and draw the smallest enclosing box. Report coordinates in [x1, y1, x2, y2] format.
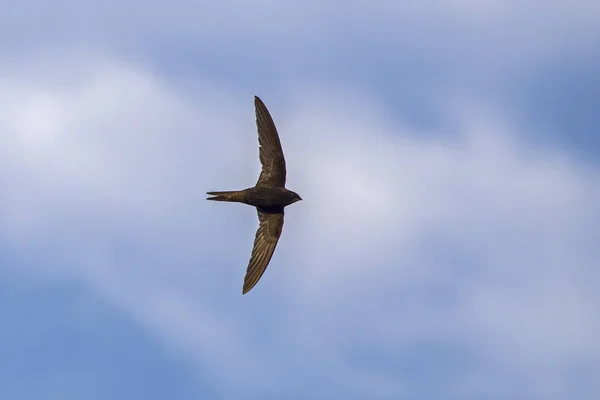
[242, 211, 284, 294]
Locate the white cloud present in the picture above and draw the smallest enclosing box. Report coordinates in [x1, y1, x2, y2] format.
[2, 0, 599, 64]
[1, 57, 599, 398]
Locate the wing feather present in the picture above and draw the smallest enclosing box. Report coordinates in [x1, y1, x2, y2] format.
[254, 96, 286, 187]
[242, 211, 284, 294]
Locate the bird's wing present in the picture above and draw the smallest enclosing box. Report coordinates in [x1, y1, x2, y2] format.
[254, 96, 287, 188]
[242, 210, 284, 294]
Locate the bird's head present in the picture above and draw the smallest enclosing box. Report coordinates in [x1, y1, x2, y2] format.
[289, 191, 303, 204]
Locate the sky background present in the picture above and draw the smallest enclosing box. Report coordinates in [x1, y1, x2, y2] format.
[1, 1, 600, 399]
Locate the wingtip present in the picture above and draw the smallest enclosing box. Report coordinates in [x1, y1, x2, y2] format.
[242, 280, 256, 294]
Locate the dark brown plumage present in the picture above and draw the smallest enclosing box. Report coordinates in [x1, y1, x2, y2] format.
[207, 96, 302, 294]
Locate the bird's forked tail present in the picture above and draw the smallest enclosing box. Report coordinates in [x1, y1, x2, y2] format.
[206, 190, 245, 202]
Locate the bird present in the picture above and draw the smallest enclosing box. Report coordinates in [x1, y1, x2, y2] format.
[207, 96, 302, 294]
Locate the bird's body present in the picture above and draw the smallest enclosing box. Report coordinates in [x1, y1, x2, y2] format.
[207, 186, 299, 212]
[207, 96, 302, 294]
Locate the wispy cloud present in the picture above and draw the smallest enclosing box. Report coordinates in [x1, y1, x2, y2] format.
[2, 0, 600, 397]
[1, 56, 598, 398]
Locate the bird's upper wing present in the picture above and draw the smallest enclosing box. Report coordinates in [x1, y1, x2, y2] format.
[254, 96, 286, 188]
[242, 210, 284, 294]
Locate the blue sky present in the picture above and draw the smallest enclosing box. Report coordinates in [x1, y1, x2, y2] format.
[1, 1, 599, 399]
